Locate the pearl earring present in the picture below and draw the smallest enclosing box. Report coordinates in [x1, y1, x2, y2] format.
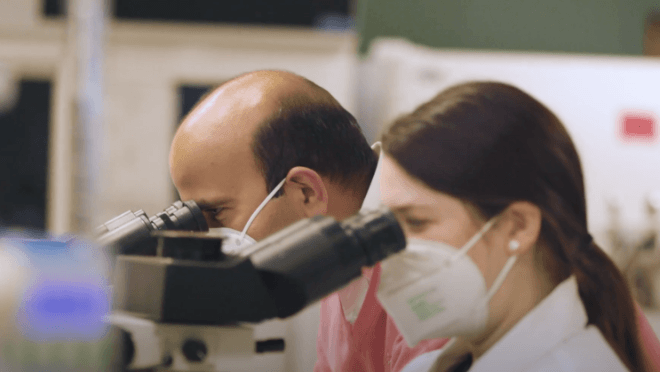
[509, 240, 520, 251]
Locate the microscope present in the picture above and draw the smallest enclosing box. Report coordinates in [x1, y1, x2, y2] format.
[99, 201, 405, 371]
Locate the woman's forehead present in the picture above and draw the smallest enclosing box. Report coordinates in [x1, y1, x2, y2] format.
[379, 155, 456, 210]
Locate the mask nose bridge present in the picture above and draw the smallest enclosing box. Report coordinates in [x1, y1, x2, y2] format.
[239, 178, 287, 241]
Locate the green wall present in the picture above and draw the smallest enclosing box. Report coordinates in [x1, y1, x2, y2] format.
[357, 0, 659, 55]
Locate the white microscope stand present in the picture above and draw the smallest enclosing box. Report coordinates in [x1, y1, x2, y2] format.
[109, 312, 263, 371]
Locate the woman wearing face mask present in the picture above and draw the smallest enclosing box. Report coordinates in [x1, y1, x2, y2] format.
[375, 81, 654, 372]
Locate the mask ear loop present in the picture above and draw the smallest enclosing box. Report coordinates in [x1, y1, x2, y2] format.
[450, 216, 500, 263]
[483, 240, 520, 302]
[484, 255, 518, 301]
[239, 178, 287, 242]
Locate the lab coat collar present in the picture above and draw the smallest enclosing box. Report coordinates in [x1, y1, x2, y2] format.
[470, 276, 586, 371]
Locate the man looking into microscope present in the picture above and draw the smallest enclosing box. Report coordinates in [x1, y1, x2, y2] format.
[168, 70, 448, 372]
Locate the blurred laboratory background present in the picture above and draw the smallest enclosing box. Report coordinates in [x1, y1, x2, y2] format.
[0, 0, 659, 371]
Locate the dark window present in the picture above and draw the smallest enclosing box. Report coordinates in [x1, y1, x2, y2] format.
[43, 0, 66, 17]
[0, 80, 52, 229]
[172, 83, 214, 200]
[44, 0, 353, 29]
[114, 0, 352, 28]
[178, 84, 214, 123]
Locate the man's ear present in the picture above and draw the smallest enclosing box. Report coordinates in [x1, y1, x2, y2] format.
[284, 166, 329, 217]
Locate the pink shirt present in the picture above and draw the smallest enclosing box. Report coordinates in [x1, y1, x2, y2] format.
[314, 263, 448, 372]
[314, 264, 660, 372]
[636, 303, 660, 371]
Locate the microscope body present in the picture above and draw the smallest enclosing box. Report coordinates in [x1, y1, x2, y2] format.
[103, 203, 405, 371]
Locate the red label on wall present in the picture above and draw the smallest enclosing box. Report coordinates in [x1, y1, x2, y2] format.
[620, 112, 657, 141]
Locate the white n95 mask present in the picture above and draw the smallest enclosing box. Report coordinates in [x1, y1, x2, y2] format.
[376, 217, 518, 347]
[205, 227, 257, 255]
[206, 178, 286, 255]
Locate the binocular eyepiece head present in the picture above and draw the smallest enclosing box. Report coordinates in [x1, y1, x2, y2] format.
[96, 200, 208, 255]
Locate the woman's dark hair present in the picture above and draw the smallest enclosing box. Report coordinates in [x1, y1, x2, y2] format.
[380, 81, 645, 371]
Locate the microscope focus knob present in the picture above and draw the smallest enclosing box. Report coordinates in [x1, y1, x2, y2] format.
[182, 339, 208, 362]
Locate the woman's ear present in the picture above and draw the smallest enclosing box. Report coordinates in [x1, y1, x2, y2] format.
[284, 166, 329, 217]
[500, 201, 542, 256]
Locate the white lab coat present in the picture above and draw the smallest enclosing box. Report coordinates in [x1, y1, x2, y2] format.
[401, 276, 629, 372]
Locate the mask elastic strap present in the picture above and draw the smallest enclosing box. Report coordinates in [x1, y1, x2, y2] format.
[484, 254, 518, 301]
[486, 255, 518, 301]
[451, 217, 499, 263]
[239, 178, 286, 242]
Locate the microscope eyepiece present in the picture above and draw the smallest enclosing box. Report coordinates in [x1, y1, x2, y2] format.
[248, 205, 405, 318]
[96, 200, 208, 255]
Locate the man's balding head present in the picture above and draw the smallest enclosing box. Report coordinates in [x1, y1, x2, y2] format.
[175, 71, 341, 138]
[173, 72, 336, 161]
[169, 70, 376, 240]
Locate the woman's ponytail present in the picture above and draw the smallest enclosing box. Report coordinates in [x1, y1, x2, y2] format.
[572, 239, 646, 372]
